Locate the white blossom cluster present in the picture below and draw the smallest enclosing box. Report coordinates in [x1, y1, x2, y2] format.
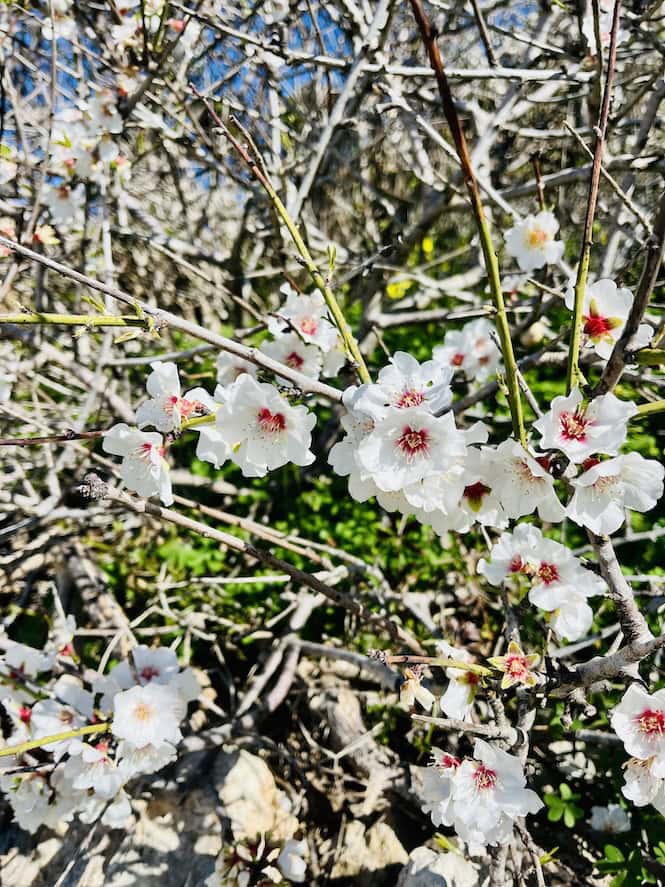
[0, 628, 198, 834]
[419, 740, 543, 851]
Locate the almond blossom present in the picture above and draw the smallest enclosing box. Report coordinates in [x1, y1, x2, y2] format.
[437, 640, 479, 721]
[567, 452, 664, 535]
[216, 351, 258, 386]
[564, 279, 652, 359]
[102, 423, 173, 505]
[400, 666, 435, 711]
[419, 748, 461, 827]
[268, 286, 339, 352]
[42, 182, 85, 223]
[504, 210, 564, 272]
[488, 641, 540, 690]
[611, 685, 665, 771]
[353, 351, 453, 418]
[533, 387, 637, 463]
[135, 360, 215, 433]
[111, 682, 185, 750]
[260, 332, 323, 385]
[622, 757, 665, 816]
[200, 374, 316, 477]
[589, 803, 631, 833]
[491, 440, 566, 522]
[433, 317, 501, 382]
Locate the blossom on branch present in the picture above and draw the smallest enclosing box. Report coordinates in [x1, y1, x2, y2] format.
[433, 318, 501, 382]
[564, 279, 653, 359]
[103, 423, 173, 506]
[136, 361, 216, 433]
[504, 211, 564, 272]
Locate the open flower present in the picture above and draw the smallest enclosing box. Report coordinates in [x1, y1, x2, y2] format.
[533, 387, 637, 463]
[488, 641, 540, 689]
[504, 211, 564, 272]
[567, 452, 664, 535]
[491, 440, 565, 523]
[203, 374, 316, 477]
[268, 286, 338, 352]
[353, 351, 453, 419]
[216, 351, 258, 386]
[112, 682, 184, 749]
[419, 748, 461, 827]
[136, 361, 215, 433]
[433, 318, 501, 382]
[102, 423, 173, 505]
[564, 279, 652, 359]
[590, 803, 631, 833]
[622, 757, 665, 815]
[260, 332, 323, 386]
[611, 685, 665, 771]
[437, 641, 480, 721]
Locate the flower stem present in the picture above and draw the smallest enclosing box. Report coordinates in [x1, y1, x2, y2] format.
[408, 0, 526, 446]
[0, 312, 149, 328]
[191, 87, 371, 384]
[0, 722, 110, 758]
[635, 399, 665, 418]
[565, 0, 622, 393]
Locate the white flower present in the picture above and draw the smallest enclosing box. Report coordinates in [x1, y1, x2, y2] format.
[611, 685, 665, 770]
[567, 452, 664, 535]
[564, 279, 652, 360]
[0, 147, 17, 185]
[260, 333, 322, 386]
[622, 758, 665, 815]
[201, 375, 316, 477]
[85, 89, 123, 136]
[268, 286, 338, 352]
[437, 641, 479, 722]
[328, 386, 380, 502]
[277, 839, 308, 883]
[590, 803, 631, 833]
[504, 211, 564, 272]
[3, 641, 54, 678]
[116, 740, 177, 779]
[458, 447, 507, 529]
[450, 739, 543, 847]
[400, 667, 435, 711]
[353, 351, 453, 419]
[112, 683, 184, 749]
[63, 740, 124, 800]
[433, 318, 501, 382]
[357, 406, 464, 492]
[582, 1, 627, 54]
[321, 339, 346, 377]
[216, 351, 258, 386]
[419, 749, 461, 827]
[0, 773, 53, 834]
[135, 361, 215, 432]
[31, 699, 86, 761]
[42, 182, 85, 223]
[533, 388, 637, 463]
[102, 423, 173, 505]
[491, 441, 566, 522]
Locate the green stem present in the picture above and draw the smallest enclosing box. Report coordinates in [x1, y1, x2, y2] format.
[408, 0, 526, 445]
[0, 313, 149, 328]
[191, 88, 371, 384]
[566, 0, 622, 392]
[635, 400, 665, 418]
[632, 348, 665, 366]
[0, 722, 110, 758]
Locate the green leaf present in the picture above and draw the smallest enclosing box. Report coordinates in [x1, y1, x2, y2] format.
[559, 783, 572, 801]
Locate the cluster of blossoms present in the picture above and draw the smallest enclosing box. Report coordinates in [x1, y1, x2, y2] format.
[611, 686, 665, 816]
[0, 629, 198, 833]
[419, 740, 543, 850]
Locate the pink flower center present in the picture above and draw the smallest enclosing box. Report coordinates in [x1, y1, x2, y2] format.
[18, 706, 31, 724]
[141, 442, 166, 458]
[527, 228, 548, 248]
[395, 388, 425, 408]
[299, 317, 318, 336]
[140, 666, 161, 682]
[474, 763, 497, 791]
[509, 554, 524, 573]
[538, 562, 560, 585]
[505, 653, 530, 680]
[451, 353, 465, 367]
[258, 407, 286, 434]
[635, 709, 665, 737]
[396, 426, 430, 460]
[285, 351, 304, 369]
[583, 313, 612, 339]
[559, 410, 589, 442]
[433, 753, 461, 771]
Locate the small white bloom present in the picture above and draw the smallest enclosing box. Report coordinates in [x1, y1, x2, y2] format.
[116, 739, 177, 779]
[611, 685, 665, 770]
[419, 749, 461, 827]
[136, 361, 215, 432]
[3, 641, 54, 678]
[42, 182, 85, 223]
[205, 375, 316, 477]
[31, 699, 86, 761]
[63, 740, 124, 801]
[216, 351, 258, 386]
[533, 387, 637, 463]
[268, 286, 338, 351]
[491, 440, 565, 523]
[112, 682, 184, 749]
[433, 318, 501, 382]
[400, 667, 435, 712]
[84, 89, 123, 136]
[458, 447, 507, 529]
[622, 758, 665, 815]
[504, 211, 564, 272]
[353, 351, 453, 419]
[567, 452, 664, 535]
[277, 839, 308, 883]
[437, 641, 479, 722]
[590, 803, 631, 833]
[564, 279, 652, 360]
[102, 423, 173, 505]
[260, 333, 322, 386]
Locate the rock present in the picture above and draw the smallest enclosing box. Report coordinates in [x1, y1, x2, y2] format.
[397, 846, 484, 887]
[331, 820, 408, 884]
[214, 748, 298, 842]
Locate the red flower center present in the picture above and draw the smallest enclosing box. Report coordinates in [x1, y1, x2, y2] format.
[18, 706, 32, 724]
[141, 442, 166, 458]
[396, 426, 430, 460]
[140, 666, 161, 682]
[258, 408, 286, 434]
[451, 352, 465, 367]
[538, 562, 560, 585]
[636, 709, 665, 737]
[559, 411, 589, 442]
[395, 388, 425, 408]
[505, 654, 529, 679]
[434, 752, 461, 771]
[285, 351, 304, 369]
[509, 554, 524, 573]
[464, 481, 490, 508]
[474, 763, 497, 790]
[583, 313, 612, 339]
